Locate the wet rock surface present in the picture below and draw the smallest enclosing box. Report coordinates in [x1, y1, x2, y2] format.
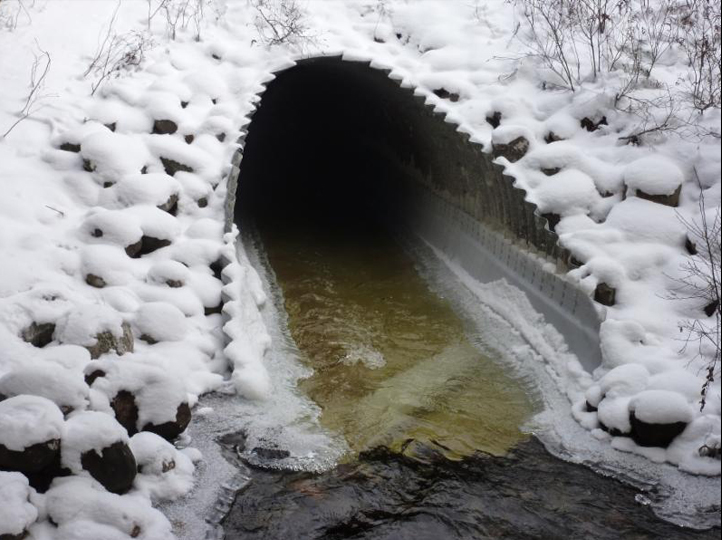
[226, 437, 719, 540]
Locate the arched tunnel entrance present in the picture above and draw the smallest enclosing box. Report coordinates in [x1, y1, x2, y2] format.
[231, 56, 602, 372]
[236, 57, 428, 234]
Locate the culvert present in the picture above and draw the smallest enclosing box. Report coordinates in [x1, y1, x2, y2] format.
[225, 55, 603, 371]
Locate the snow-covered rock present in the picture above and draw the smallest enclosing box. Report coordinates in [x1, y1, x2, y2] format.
[0, 471, 38, 538]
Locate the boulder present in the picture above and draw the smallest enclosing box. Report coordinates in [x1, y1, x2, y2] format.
[629, 412, 688, 448]
[594, 283, 616, 306]
[62, 411, 136, 494]
[492, 136, 529, 163]
[152, 119, 178, 135]
[86, 321, 134, 359]
[80, 441, 137, 494]
[0, 396, 64, 475]
[21, 322, 55, 348]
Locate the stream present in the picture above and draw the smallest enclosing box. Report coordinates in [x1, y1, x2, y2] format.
[216, 210, 719, 539]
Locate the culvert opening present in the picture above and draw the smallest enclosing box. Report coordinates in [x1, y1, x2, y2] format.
[236, 57, 428, 233]
[234, 56, 537, 460]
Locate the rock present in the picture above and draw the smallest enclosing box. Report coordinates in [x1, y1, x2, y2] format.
[104, 122, 117, 133]
[492, 136, 529, 163]
[86, 321, 134, 359]
[581, 116, 607, 132]
[125, 239, 143, 258]
[629, 411, 688, 448]
[0, 396, 64, 476]
[158, 193, 179, 216]
[685, 236, 697, 255]
[125, 236, 172, 258]
[197, 197, 208, 208]
[216, 132, 226, 142]
[110, 390, 140, 435]
[82, 159, 96, 172]
[544, 132, 564, 144]
[80, 441, 137, 494]
[152, 119, 178, 135]
[21, 322, 55, 348]
[184, 134, 195, 144]
[0, 439, 61, 475]
[433, 88, 460, 102]
[160, 157, 194, 176]
[541, 167, 561, 176]
[59, 142, 81, 153]
[252, 446, 291, 461]
[486, 111, 502, 128]
[634, 184, 682, 208]
[594, 283, 616, 306]
[704, 300, 719, 317]
[142, 402, 191, 441]
[85, 273, 107, 288]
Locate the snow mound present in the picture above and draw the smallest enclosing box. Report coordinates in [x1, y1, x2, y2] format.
[534, 169, 601, 216]
[134, 301, 188, 342]
[0, 472, 38, 536]
[56, 303, 126, 347]
[130, 432, 196, 501]
[85, 359, 188, 429]
[0, 364, 89, 413]
[624, 156, 684, 196]
[45, 476, 174, 540]
[630, 390, 695, 424]
[62, 410, 130, 474]
[0, 395, 64, 451]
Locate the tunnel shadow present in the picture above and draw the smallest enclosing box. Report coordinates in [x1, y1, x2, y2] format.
[235, 57, 431, 238]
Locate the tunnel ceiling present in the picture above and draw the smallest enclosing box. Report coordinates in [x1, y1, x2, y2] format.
[232, 56, 572, 268]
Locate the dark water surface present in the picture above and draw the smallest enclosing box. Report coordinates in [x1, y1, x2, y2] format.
[225, 212, 719, 539]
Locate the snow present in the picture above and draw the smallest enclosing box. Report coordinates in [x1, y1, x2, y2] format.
[45, 477, 174, 540]
[0, 363, 89, 412]
[55, 303, 126, 348]
[129, 432, 196, 501]
[630, 390, 696, 425]
[0, 471, 38, 536]
[0, 0, 719, 535]
[533, 169, 602, 217]
[61, 411, 129, 474]
[624, 155, 685, 196]
[134, 301, 188, 342]
[86, 359, 188, 428]
[0, 395, 64, 451]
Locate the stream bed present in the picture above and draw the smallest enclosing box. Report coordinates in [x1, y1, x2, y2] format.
[218, 213, 719, 539]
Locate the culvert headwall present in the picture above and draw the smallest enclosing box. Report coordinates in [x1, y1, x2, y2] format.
[224, 56, 603, 371]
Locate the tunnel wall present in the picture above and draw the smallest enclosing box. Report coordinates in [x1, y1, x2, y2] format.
[225, 56, 603, 371]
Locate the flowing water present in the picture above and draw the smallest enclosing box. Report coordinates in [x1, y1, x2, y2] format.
[219, 212, 720, 539]
[260, 217, 534, 461]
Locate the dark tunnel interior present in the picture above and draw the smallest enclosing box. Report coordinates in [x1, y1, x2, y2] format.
[235, 57, 430, 236]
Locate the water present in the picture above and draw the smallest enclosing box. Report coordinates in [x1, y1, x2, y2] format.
[260, 217, 534, 460]
[218, 212, 719, 538]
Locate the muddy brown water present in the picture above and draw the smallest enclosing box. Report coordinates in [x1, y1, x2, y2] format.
[225, 214, 719, 539]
